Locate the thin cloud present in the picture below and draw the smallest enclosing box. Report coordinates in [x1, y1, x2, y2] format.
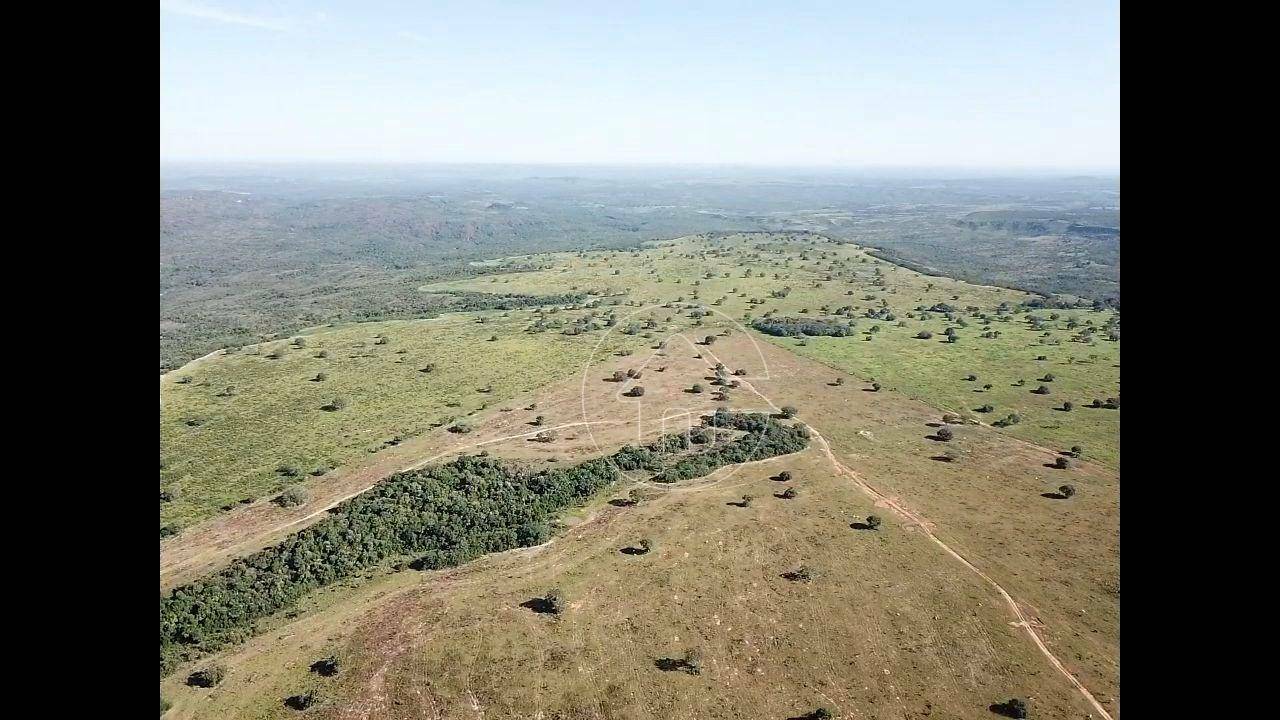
[161, 0, 292, 32]
[397, 30, 430, 44]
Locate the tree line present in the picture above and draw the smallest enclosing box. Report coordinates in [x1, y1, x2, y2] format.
[159, 412, 808, 674]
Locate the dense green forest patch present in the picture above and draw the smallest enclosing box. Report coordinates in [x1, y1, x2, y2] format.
[160, 412, 808, 674]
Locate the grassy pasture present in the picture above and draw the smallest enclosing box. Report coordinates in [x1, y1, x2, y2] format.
[160, 311, 659, 530]
[160, 444, 1101, 720]
[159, 319, 1118, 720]
[422, 233, 1120, 466]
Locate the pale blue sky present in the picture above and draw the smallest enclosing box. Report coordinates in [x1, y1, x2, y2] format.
[160, 1, 1119, 168]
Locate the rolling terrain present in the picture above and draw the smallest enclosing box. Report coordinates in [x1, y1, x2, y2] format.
[160, 232, 1118, 719]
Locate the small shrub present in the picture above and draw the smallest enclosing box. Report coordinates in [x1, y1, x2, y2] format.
[936, 427, 954, 441]
[310, 655, 340, 676]
[783, 565, 814, 581]
[186, 665, 225, 688]
[284, 690, 319, 711]
[274, 486, 308, 508]
[915, 330, 933, 339]
[991, 698, 1028, 719]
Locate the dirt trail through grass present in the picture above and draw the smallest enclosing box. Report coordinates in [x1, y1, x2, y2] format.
[699, 343, 1116, 720]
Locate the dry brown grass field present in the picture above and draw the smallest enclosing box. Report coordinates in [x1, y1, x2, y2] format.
[161, 330, 1118, 720]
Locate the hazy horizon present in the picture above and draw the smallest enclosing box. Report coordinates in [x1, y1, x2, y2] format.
[161, 1, 1119, 169]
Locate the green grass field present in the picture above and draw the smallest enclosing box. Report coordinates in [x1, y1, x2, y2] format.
[422, 233, 1120, 466]
[160, 237, 1120, 717]
[160, 312, 660, 530]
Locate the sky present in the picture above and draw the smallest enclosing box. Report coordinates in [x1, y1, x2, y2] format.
[160, 1, 1119, 169]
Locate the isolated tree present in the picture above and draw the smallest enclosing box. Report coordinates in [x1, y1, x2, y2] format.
[965, 374, 978, 381]
[611, 370, 626, 382]
[175, 375, 192, 384]
[186, 666, 226, 688]
[916, 330, 933, 339]
[310, 655, 340, 676]
[691, 383, 705, 393]
[682, 649, 704, 675]
[780, 487, 798, 499]
[778, 470, 793, 482]
[991, 698, 1028, 719]
[977, 404, 994, 413]
[544, 589, 565, 615]
[274, 486, 308, 508]
[866, 515, 882, 530]
[780, 405, 798, 418]
[740, 494, 754, 507]
[834, 377, 844, 386]
[871, 382, 881, 392]
[1059, 484, 1076, 498]
[1061, 401, 1074, 411]
[313, 372, 327, 382]
[638, 538, 652, 553]
[936, 427, 954, 441]
[533, 415, 545, 426]
[1070, 445, 1084, 457]
[489, 334, 499, 342]
[284, 690, 319, 711]
[1041, 372, 1056, 382]
[1054, 456, 1073, 470]
[535, 430, 557, 443]
[322, 397, 347, 411]
[1032, 385, 1051, 395]
[704, 335, 717, 345]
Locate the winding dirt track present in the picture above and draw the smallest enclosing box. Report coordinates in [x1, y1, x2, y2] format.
[700, 345, 1116, 720]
